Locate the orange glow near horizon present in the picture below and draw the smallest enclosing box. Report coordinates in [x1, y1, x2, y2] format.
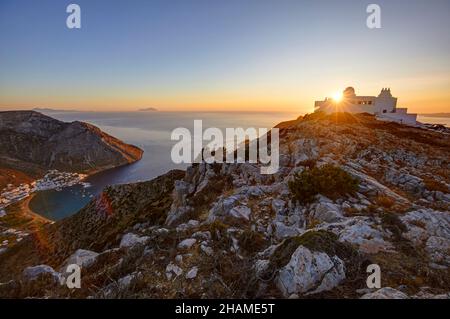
[1, 79, 449, 114]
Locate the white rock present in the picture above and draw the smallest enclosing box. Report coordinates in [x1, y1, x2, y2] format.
[238, 186, 264, 198]
[412, 290, 450, 299]
[311, 200, 344, 223]
[207, 195, 249, 222]
[401, 209, 450, 266]
[165, 179, 194, 226]
[185, 266, 198, 279]
[361, 287, 409, 299]
[229, 205, 251, 221]
[176, 220, 200, 232]
[175, 255, 183, 263]
[321, 217, 393, 254]
[276, 246, 345, 297]
[254, 259, 270, 277]
[166, 263, 183, 279]
[200, 244, 213, 256]
[119, 233, 149, 248]
[117, 272, 141, 288]
[64, 249, 99, 269]
[273, 221, 303, 240]
[272, 199, 286, 215]
[23, 265, 62, 283]
[192, 231, 211, 241]
[187, 220, 199, 227]
[178, 238, 197, 249]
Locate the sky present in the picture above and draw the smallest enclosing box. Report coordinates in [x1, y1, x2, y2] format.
[0, 0, 449, 113]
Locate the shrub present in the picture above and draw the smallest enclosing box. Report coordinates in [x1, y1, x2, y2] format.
[238, 229, 267, 255]
[288, 164, 359, 203]
[376, 195, 395, 209]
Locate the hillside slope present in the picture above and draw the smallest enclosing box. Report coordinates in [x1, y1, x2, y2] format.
[0, 111, 143, 189]
[0, 113, 449, 299]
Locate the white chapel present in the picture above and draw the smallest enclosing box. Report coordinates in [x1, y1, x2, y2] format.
[314, 87, 417, 125]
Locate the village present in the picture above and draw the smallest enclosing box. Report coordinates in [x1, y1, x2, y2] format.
[0, 170, 90, 213]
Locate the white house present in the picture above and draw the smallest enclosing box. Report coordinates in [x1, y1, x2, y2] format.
[314, 87, 417, 125]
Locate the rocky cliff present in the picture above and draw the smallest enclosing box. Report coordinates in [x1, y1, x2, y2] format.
[0, 113, 449, 299]
[0, 111, 143, 189]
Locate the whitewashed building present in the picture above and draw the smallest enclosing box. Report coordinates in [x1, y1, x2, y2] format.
[314, 87, 417, 125]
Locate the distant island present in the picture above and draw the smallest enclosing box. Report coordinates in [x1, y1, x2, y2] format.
[419, 113, 450, 118]
[138, 107, 158, 112]
[33, 107, 80, 113]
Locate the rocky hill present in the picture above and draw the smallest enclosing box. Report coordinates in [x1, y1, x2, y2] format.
[0, 113, 449, 299]
[0, 111, 143, 189]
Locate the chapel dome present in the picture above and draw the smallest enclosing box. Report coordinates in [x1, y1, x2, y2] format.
[343, 87, 356, 96]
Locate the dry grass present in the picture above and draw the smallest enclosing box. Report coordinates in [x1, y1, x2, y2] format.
[375, 195, 396, 209]
[423, 177, 449, 193]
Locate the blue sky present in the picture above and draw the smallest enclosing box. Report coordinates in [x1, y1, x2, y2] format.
[0, 0, 449, 112]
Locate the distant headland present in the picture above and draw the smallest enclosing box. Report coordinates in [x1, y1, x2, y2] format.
[419, 113, 450, 118]
[138, 107, 158, 112]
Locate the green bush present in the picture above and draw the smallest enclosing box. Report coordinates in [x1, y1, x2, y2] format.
[288, 164, 359, 203]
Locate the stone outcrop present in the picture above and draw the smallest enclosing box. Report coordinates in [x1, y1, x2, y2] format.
[360, 287, 409, 299]
[22, 265, 62, 283]
[276, 246, 346, 296]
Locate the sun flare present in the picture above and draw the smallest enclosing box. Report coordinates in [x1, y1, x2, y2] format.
[332, 91, 343, 102]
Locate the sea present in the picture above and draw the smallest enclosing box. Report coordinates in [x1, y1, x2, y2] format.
[29, 111, 298, 220]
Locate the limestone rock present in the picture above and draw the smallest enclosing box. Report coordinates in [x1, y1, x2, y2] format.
[401, 209, 450, 266]
[64, 249, 99, 269]
[229, 205, 251, 221]
[272, 221, 303, 240]
[186, 266, 198, 279]
[166, 263, 183, 280]
[119, 233, 149, 248]
[361, 287, 409, 299]
[310, 198, 344, 223]
[272, 199, 287, 215]
[208, 195, 251, 222]
[276, 246, 345, 296]
[178, 238, 197, 249]
[320, 217, 393, 254]
[23, 265, 62, 283]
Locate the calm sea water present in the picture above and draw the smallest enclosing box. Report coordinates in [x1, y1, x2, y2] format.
[417, 115, 450, 127]
[30, 111, 297, 220]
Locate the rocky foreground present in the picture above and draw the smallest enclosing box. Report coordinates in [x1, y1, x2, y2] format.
[0, 113, 449, 299]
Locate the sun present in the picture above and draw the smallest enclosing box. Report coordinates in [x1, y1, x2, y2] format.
[332, 91, 343, 102]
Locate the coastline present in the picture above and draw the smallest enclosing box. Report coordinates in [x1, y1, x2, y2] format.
[3, 193, 51, 227]
[0, 194, 51, 252]
[16, 194, 51, 224]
